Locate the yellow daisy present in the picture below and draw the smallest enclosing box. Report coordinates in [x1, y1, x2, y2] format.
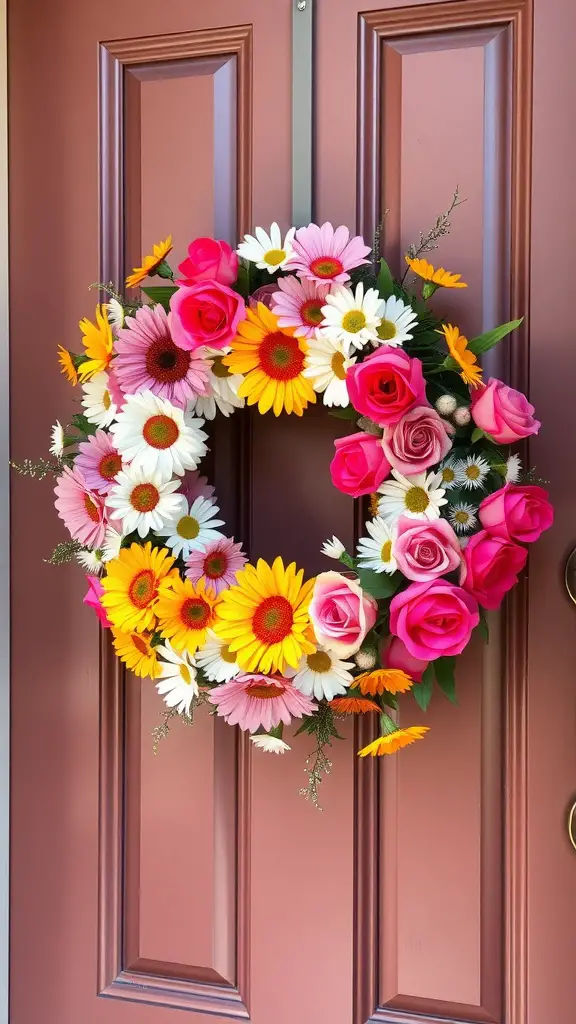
[156, 575, 219, 655]
[223, 303, 316, 416]
[441, 323, 483, 389]
[100, 542, 177, 633]
[58, 345, 79, 385]
[405, 256, 467, 289]
[126, 236, 173, 289]
[78, 305, 114, 381]
[215, 557, 316, 674]
[358, 726, 429, 756]
[111, 627, 160, 678]
[351, 668, 413, 696]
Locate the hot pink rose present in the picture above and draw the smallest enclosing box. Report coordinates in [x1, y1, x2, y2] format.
[461, 530, 527, 609]
[470, 378, 540, 443]
[176, 237, 238, 286]
[330, 432, 391, 498]
[309, 571, 377, 657]
[380, 635, 428, 683]
[83, 574, 111, 628]
[382, 405, 452, 474]
[170, 281, 246, 352]
[390, 579, 479, 661]
[346, 347, 427, 426]
[394, 516, 461, 582]
[479, 484, 553, 544]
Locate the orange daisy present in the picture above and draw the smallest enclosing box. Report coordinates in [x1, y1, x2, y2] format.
[351, 668, 413, 696]
[126, 236, 173, 289]
[58, 345, 78, 385]
[78, 305, 114, 381]
[330, 697, 381, 714]
[405, 256, 467, 289]
[358, 726, 429, 756]
[440, 324, 483, 389]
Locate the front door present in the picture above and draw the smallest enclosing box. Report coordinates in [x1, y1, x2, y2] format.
[9, 1, 576, 1022]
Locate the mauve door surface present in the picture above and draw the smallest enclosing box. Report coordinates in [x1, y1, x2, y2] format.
[8, 2, 576, 1024]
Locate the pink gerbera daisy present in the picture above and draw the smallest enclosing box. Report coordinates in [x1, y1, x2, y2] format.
[186, 537, 247, 595]
[114, 304, 210, 407]
[75, 430, 123, 494]
[288, 222, 371, 285]
[208, 673, 316, 732]
[271, 275, 332, 338]
[54, 465, 107, 548]
[107, 367, 126, 412]
[179, 470, 215, 504]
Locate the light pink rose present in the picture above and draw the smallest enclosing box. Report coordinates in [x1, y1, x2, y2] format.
[460, 530, 527, 609]
[479, 484, 553, 544]
[394, 516, 461, 582]
[249, 284, 278, 310]
[176, 237, 238, 286]
[83, 574, 111, 628]
[390, 579, 479, 661]
[346, 347, 427, 426]
[382, 405, 452, 474]
[379, 635, 429, 682]
[309, 571, 377, 657]
[170, 281, 246, 352]
[470, 378, 540, 443]
[330, 432, 391, 498]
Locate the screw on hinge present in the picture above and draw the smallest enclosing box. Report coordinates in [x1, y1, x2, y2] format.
[297, 0, 306, 9]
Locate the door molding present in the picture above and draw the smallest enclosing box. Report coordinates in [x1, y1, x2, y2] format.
[0, 0, 8, 1019]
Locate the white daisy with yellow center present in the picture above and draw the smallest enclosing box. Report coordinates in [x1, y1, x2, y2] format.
[320, 282, 382, 353]
[195, 629, 241, 683]
[374, 295, 418, 347]
[155, 641, 199, 715]
[356, 517, 398, 574]
[456, 454, 490, 490]
[109, 390, 207, 478]
[105, 463, 182, 538]
[377, 469, 447, 525]
[156, 495, 225, 559]
[81, 371, 118, 428]
[438, 456, 461, 491]
[237, 222, 296, 273]
[188, 353, 245, 420]
[302, 333, 356, 406]
[448, 501, 478, 534]
[288, 647, 354, 701]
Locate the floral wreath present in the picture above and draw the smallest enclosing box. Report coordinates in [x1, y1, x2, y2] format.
[15, 204, 553, 805]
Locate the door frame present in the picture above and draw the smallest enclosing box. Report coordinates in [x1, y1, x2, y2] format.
[0, 0, 9, 1019]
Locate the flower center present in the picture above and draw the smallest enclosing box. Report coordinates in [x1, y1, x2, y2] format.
[98, 452, 122, 481]
[204, 553, 226, 578]
[177, 515, 200, 540]
[309, 256, 344, 279]
[142, 414, 179, 449]
[211, 356, 231, 379]
[128, 568, 156, 609]
[220, 645, 237, 664]
[341, 310, 367, 334]
[84, 494, 101, 522]
[442, 467, 455, 484]
[381, 540, 392, 562]
[263, 248, 286, 266]
[145, 337, 191, 384]
[130, 483, 160, 513]
[131, 633, 151, 656]
[455, 510, 471, 525]
[330, 351, 347, 380]
[180, 596, 211, 629]
[103, 390, 112, 411]
[245, 682, 286, 699]
[259, 331, 305, 381]
[377, 319, 398, 341]
[466, 465, 480, 480]
[369, 493, 381, 517]
[179, 664, 192, 685]
[404, 486, 430, 513]
[252, 595, 294, 644]
[300, 298, 325, 327]
[307, 651, 332, 673]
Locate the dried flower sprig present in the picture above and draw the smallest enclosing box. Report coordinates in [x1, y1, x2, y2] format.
[405, 186, 465, 263]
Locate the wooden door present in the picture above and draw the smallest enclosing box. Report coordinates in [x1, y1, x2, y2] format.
[8, 1, 576, 1023]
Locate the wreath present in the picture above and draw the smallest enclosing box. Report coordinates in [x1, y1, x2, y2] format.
[14, 208, 553, 805]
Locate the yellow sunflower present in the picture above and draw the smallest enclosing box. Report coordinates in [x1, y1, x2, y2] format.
[441, 323, 483, 389]
[78, 305, 114, 381]
[111, 626, 160, 678]
[215, 557, 316, 674]
[358, 726, 429, 756]
[223, 303, 316, 416]
[126, 236, 173, 289]
[405, 256, 467, 290]
[100, 542, 177, 633]
[155, 576, 219, 655]
[58, 345, 79, 385]
[351, 668, 413, 696]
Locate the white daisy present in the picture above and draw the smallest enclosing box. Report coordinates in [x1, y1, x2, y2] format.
[250, 734, 291, 754]
[76, 547, 105, 574]
[106, 297, 125, 331]
[156, 495, 225, 558]
[377, 469, 447, 525]
[506, 454, 522, 483]
[102, 525, 123, 562]
[289, 648, 354, 701]
[236, 222, 296, 273]
[320, 283, 382, 353]
[438, 455, 461, 491]
[374, 295, 418, 347]
[194, 629, 240, 683]
[448, 502, 478, 534]
[105, 464, 182, 538]
[356, 517, 397, 574]
[302, 334, 356, 407]
[321, 535, 346, 560]
[81, 371, 118, 428]
[49, 421, 66, 456]
[155, 641, 199, 715]
[188, 354, 244, 420]
[109, 390, 207, 478]
[457, 455, 490, 490]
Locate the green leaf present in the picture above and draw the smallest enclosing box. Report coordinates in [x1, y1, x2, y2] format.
[234, 263, 250, 298]
[470, 426, 484, 444]
[478, 608, 490, 644]
[434, 656, 458, 704]
[380, 692, 399, 711]
[328, 405, 358, 421]
[70, 413, 97, 437]
[357, 568, 401, 600]
[412, 664, 434, 711]
[141, 285, 178, 311]
[467, 318, 523, 356]
[377, 258, 395, 299]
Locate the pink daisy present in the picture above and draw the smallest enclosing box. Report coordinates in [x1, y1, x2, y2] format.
[54, 465, 107, 548]
[208, 673, 316, 732]
[271, 275, 334, 338]
[107, 367, 126, 412]
[75, 430, 122, 494]
[186, 537, 247, 595]
[179, 470, 215, 504]
[113, 304, 210, 407]
[287, 222, 371, 285]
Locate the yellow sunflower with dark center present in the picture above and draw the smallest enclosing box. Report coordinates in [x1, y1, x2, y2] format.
[100, 542, 177, 633]
[223, 303, 316, 416]
[440, 323, 483, 389]
[126, 236, 173, 289]
[111, 627, 160, 678]
[58, 345, 79, 385]
[358, 726, 429, 756]
[215, 557, 316, 674]
[155, 576, 219, 655]
[405, 256, 467, 289]
[351, 668, 413, 696]
[78, 305, 114, 381]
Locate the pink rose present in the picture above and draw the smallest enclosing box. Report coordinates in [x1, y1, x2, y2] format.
[177, 237, 238, 286]
[390, 579, 479, 661]
[309, 571, 377, 657]
[170, 281, 246, 352]
[83, 574, 111, 628]
[382, 405, 452, 474]
[394, 516, 461, 582]
[479, 484, 553, 544]
[330, 432, 391, 498]
[461, 530, 527, 609]
[249, 284, 277, 310]
[346, 347, 427, 426]
[470, 378, 540, 443]
[380, 635, 429, 682]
